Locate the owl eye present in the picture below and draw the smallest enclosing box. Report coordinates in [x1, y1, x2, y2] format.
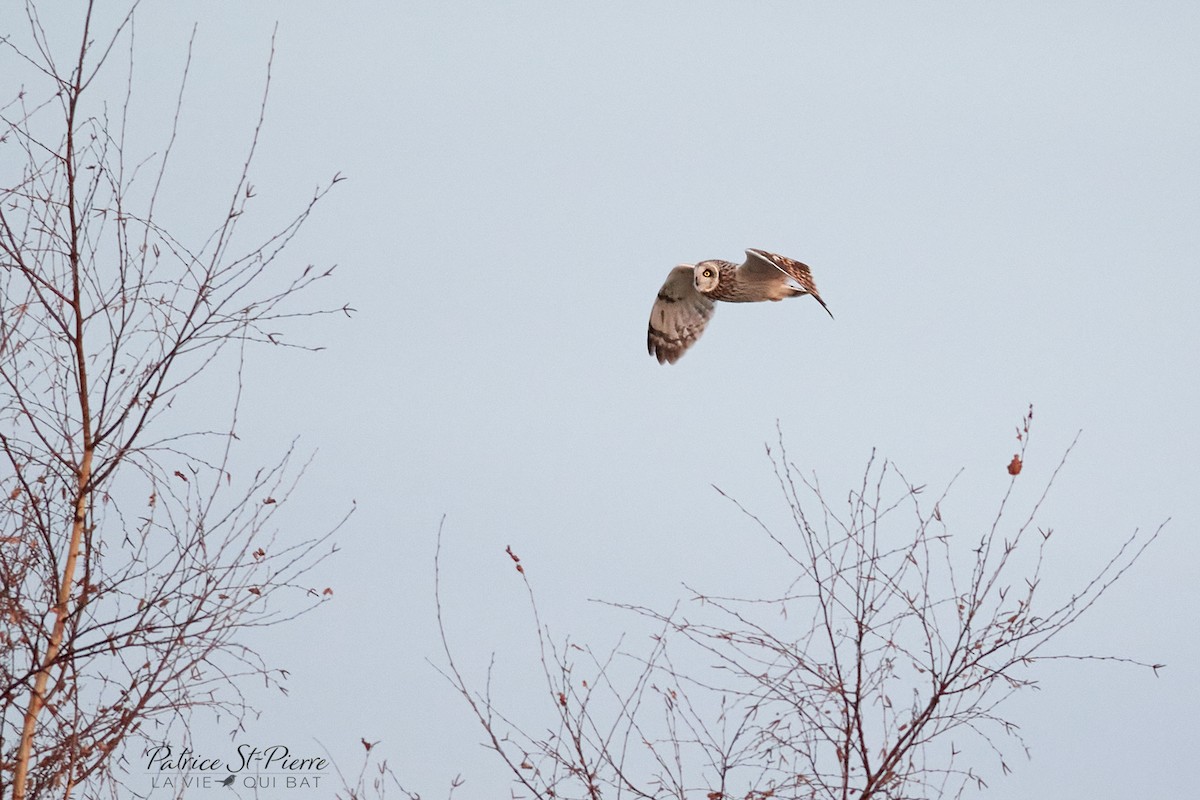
[702, 269, 713, 278]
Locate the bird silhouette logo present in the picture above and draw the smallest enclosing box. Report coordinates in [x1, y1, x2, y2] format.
[221, 774, 236, 787]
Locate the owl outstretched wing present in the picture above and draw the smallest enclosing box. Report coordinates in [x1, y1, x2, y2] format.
[647, 266, 716, 364]
[742, 249, 833, 317]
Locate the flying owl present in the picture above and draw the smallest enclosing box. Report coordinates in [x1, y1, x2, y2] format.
[647, 248, 833, 364]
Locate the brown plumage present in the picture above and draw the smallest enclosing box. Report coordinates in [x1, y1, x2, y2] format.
[647, 248, 832, 364]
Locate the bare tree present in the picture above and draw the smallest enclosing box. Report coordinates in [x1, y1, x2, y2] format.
[0, 3, 350, 797]
[437, 407, 1164, 799]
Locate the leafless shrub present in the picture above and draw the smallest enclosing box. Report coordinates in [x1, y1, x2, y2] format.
[437, 407, 1164, 799]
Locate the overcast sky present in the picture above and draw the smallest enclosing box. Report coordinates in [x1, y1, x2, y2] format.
[8, 2, 1200, 798]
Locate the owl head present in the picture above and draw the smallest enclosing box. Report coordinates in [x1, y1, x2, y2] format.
[692, 261, 721, 293]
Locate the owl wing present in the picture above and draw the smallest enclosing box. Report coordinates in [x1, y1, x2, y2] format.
[647, 266, 716, 364]
[742, 249, 834, 317]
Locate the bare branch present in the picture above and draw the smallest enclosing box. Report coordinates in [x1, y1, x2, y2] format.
[433, 408, 1162, 799]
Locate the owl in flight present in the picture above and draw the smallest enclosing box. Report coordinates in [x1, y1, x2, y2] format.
[647, 248, 833, 364]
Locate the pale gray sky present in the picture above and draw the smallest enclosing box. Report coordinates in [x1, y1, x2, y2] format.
[9, 2, 1200, 798]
